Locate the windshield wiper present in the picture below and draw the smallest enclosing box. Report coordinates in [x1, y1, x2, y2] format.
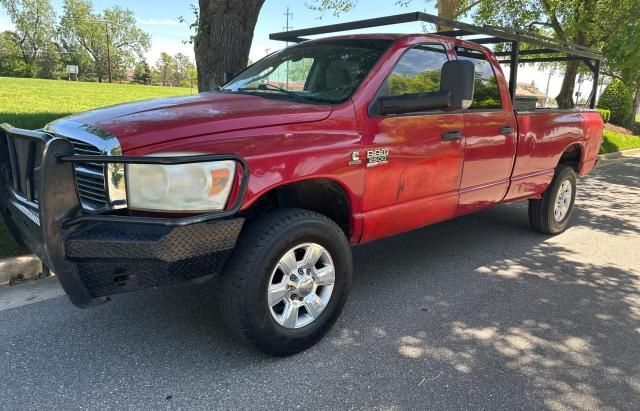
[237, 83, 301, 99]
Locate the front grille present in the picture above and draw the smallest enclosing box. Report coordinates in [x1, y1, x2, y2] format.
[66, 138, 109, 211]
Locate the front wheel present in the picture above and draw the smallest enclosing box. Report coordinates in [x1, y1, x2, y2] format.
[528, 165, 577, 234]
[218, 208, 352, 356]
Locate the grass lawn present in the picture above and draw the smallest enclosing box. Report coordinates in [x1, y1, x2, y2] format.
[0, 77, 193, 129]
[600, 130, 640, 154]
[0, 222, 26, 258]
[0, 77, 193, 258]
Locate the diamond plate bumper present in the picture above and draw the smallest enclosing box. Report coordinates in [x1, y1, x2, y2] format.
[1, 124, 245, 307]
[65, 219, 243, 298]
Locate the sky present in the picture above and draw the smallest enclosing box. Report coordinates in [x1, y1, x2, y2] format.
[0, 0, 601, 100]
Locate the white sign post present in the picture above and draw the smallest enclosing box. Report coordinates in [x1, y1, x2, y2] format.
[66, 65, 79, 81]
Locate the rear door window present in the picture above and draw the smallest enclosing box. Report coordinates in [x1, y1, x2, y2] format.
[454, 46, 502, 109]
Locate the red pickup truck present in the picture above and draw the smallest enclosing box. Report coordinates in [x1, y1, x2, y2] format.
[1, 32, 603, 355]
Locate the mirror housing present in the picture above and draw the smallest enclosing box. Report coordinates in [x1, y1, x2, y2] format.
[377, 91, 452, 115]
[441, 60, 475, 110]
[373, 59, 476, 115]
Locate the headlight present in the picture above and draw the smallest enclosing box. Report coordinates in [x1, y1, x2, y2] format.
[126, 154, 236, 212]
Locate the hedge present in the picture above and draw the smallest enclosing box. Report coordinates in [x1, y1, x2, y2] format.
[597, 79, 634, 125]
[597, 109, 611, 122]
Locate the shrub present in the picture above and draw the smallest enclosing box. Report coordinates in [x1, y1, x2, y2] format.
[597, 79, 634, 125]
[597, 109, 611, 122]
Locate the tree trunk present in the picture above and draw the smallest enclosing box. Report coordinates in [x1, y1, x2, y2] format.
[436, 0, 461, 31]
[555, 59, 580, 109]
[195, 0, 265, 92]
[95, 58, 104, 83]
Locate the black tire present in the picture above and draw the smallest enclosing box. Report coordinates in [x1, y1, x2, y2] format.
[217, 208, 352, 356]
[528, 165, 577, 234]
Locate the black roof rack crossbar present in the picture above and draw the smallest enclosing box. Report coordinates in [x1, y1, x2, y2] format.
[270, 11, 601, 60]
[269, 11, 602, 108]
[483, 25, 597, 54]
[434, 29, 475, 37]
[499, 56, 589, 64]
[270, 12, 421, 41]
[467, 37, 510, 45]
[494, 48, 560, 57]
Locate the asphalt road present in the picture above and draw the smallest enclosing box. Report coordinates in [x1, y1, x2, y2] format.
[1, 156, 639, 410]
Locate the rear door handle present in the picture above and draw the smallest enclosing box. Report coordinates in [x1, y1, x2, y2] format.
[442, 130, 463, 141]
[500, 126, 513, 134]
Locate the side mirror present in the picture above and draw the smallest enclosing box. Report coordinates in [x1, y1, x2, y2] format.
[377, 91, 452, 115]
[441, 60, 475, 110]
[373, 59, 475, 116]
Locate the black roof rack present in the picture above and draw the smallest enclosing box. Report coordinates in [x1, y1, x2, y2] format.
[270, 12, 601, 108]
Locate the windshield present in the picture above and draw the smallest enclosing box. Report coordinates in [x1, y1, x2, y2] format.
[221, 39, 392, 104]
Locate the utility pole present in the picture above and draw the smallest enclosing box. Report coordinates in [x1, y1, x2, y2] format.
[283, 6, 293, 88]
[545, 68, 553, 107]
[105, 21, 112, 83]
[575, 73, 584, 107]
[283, 7, 293, 46]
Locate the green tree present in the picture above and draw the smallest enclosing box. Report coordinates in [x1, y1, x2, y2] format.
[388, 69, 441, 94]
[474, 0, 640, 109]
[603, 21, 640, 120]
[0, 0, 56, 77]
[155, 52, 176, 86]
[35, 40, 63, 78]
[186, 63, 198, 90]
[133, 60, 152, 84]
[0, 31, 30, 76]
[59, 0, 150, 82]
[173, 53, 195, 87]
[598, 78, 635, 125]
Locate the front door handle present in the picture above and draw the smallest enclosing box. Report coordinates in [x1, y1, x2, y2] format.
[442, 130, 463, 141]
[500, 126, 514, 134]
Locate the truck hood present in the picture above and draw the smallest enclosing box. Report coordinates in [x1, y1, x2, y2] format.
[55, 92, 333, 151]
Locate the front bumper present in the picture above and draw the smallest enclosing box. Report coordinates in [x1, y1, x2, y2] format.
[65, 219, 243, 299]
[0, 124, 246, 307]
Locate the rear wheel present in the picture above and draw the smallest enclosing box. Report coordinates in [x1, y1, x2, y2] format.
[218, 208, 352, 356]
[528, 165, 577, 234]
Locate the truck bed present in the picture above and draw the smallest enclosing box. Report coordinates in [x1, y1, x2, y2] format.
[504, 109, 603, 201]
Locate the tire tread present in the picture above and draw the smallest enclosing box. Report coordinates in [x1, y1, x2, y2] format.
[217, 208, 351, 356]
[528, 165, 576, 234]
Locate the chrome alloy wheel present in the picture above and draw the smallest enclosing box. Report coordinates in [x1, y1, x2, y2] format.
[554, 179, 573, 222]
[267, 243, 336, 329]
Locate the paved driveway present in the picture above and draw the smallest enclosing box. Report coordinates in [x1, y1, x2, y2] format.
[1, 156, 639, 410]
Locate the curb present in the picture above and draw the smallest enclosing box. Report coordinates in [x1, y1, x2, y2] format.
[0, 255, 44, 286]
[597, 148, 640, 161]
